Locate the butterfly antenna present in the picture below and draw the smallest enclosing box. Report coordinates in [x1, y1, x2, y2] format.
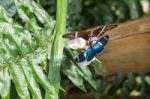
[97, 26, 106, 39]
[88, 30, 94, 46]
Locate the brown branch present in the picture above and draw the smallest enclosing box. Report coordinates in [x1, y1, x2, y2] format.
[96, 17, 150, 76]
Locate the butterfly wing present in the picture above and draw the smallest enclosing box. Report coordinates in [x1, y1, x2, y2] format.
[74, 52, 87, 62]
[67, 37, 86, 50]
[75, 47, 96, 62]
[86, 47, 96, 61]
[63, 24, 117, 40]
[86, 41, 104, 61]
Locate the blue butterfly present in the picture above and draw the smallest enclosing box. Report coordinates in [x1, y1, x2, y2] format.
[63, 24, 117, 63]
[75, 35, 109, 63]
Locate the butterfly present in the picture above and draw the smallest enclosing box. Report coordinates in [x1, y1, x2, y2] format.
[63, 24, 117, 63]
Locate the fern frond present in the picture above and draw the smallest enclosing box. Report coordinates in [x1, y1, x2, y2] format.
[0, 0, 56, 98]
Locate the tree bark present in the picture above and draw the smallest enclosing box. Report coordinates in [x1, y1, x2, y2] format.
[96, 17, 150, 75]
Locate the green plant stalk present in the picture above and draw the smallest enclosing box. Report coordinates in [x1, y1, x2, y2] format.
[47, 0, 67, 98]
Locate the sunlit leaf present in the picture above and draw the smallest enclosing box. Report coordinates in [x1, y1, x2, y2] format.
[61, 57, 86, 91]
[0, 1, 56, 98]
[145, 76, 150, 86]
[19, 61, 43, 99]
[9, 65, 30, 99]
[0, 68, 11, 99]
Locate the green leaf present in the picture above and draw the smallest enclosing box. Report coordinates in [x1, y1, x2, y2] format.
[64, 47, 97, 90]
[121, 85, 130, 99]
[145, 76, 150, 86]
[0, 6, 13, 23]
[27, 58, 55, 99]
[19, 61, 42, 99]
[61, 57, 86, 91]
[0, 1, 56, 98]
[9, 65, 30, 99]
[0, 0, 16, 16]
[14, 0, 55, 33]
[127, 73, 136, 89]
[106, 73, 126, 94]
[0, 68, 11, 99]
[78, 64, 97, 90]
[90, 59, 107, 73]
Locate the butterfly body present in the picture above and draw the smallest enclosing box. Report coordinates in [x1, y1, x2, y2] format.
[75, 35, 109, 62]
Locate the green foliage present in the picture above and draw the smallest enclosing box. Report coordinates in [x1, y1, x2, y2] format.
[0, 0, 16, 16]
[67, 0, 149, 30]
[0, 0, 55, 98]
[63, 47, 97, 90]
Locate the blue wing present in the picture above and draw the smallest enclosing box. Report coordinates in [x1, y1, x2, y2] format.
[75, 35, 109, 63]
[74, 48, 96, 62]
[75, 42, 104, 62]
[74, 52, 86, 62]
[86, 42, 104, 61]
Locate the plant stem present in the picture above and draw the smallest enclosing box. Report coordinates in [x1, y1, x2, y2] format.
[46, 0, 67, 98]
